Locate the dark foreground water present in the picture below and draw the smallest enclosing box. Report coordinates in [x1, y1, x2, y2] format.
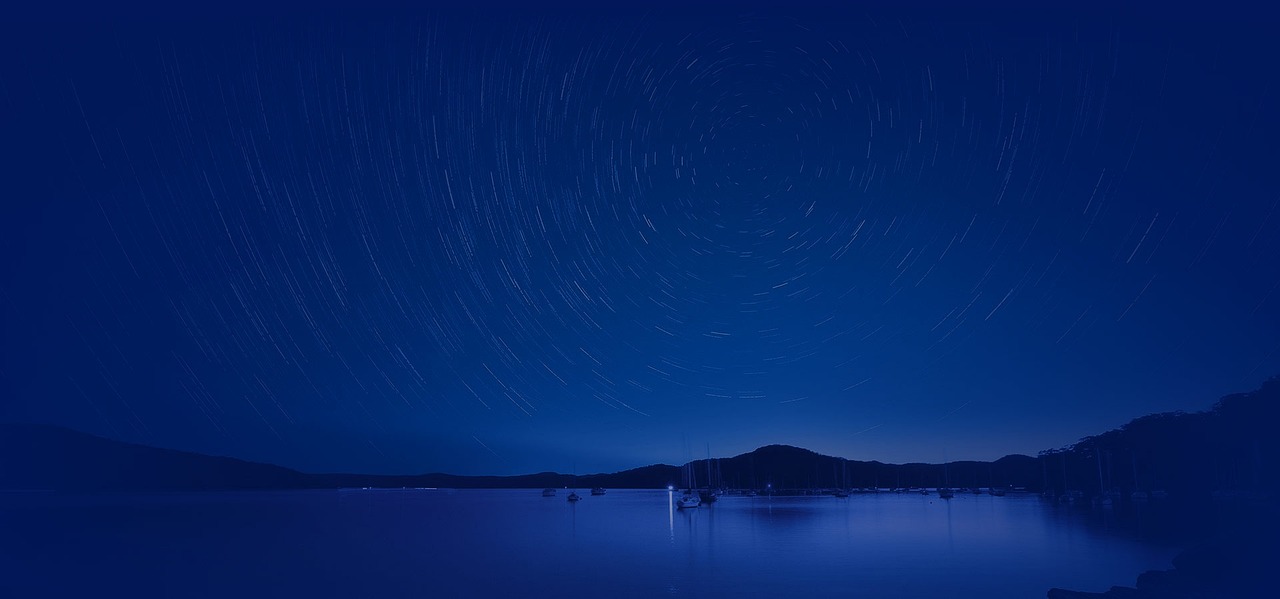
[0, 490, 1180, 598]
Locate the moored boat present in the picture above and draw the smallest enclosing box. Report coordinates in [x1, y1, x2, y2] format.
[677, 492, 701, 509]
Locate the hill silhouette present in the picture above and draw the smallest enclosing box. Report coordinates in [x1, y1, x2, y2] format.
[0, 423, 310, 491]
[2, 376, 1276, 496]
[0, 423, 1039, 492]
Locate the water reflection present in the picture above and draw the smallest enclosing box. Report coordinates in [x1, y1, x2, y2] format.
[946, 496, 955, 551]
[0, 490, 1182, 599]
[667, 488, 674, 543]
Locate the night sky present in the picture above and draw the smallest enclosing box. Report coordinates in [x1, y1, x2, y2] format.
[2, 7, 1278, 476]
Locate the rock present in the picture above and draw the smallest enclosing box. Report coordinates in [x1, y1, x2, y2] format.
[1135, 569, 1189, 596]
[1047, 589, 1110, 599]
[1102, 586, 1142, 598]
[1052, 519, 1280, 599]
[1047, 586, 1143, 599]
[1171, 539, 1235, 582]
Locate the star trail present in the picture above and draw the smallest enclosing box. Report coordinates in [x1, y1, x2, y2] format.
[2, 8, 1278, 475]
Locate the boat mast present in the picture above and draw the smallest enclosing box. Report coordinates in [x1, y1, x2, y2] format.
[706, 444, 712, 490]
[1131, 452, 1139, 491]
[1096, 449, 1105, 495]
[1061, 452, 1069, 492]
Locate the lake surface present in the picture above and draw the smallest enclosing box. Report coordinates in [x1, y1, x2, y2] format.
[0, 489, 1180, 598]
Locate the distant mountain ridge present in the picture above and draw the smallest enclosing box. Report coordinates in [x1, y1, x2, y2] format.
[3, 376, 1276, 495]
[0, 422, 1034, 491]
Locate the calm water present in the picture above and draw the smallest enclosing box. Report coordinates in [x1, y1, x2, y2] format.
[0, 489, 1179, 598]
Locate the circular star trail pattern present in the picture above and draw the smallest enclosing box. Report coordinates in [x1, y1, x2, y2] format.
[2, 13, 1278, 473]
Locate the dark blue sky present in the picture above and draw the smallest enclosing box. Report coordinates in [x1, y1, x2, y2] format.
[2, 7, 1278, 475]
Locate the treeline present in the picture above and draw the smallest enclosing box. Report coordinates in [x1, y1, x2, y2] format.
[1037, 377, 1278, 500]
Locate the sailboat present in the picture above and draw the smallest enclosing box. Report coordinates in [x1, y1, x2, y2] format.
[1092, 450, 1113, 507]
[1040, 457, 1054, 500]
[677, 460, 701, 509]
[989, 463, 1008, 496]
[1129, 453, 1149, 502]
[833, 460, 850, 497]
[938, 460, 955, 499]
[567, 465, 583, 502]
[1059, 453, 1083, 504]
[698, 446, 719, 504]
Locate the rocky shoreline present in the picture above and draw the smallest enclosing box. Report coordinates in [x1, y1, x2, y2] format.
[1048, 518, 1275, 598]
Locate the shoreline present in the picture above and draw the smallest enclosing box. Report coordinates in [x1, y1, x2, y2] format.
[1049, 495, 1278, 598]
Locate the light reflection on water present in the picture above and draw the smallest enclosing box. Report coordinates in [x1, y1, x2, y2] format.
[0, 489, 1179, 598]
[667, 489, 674, 542]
